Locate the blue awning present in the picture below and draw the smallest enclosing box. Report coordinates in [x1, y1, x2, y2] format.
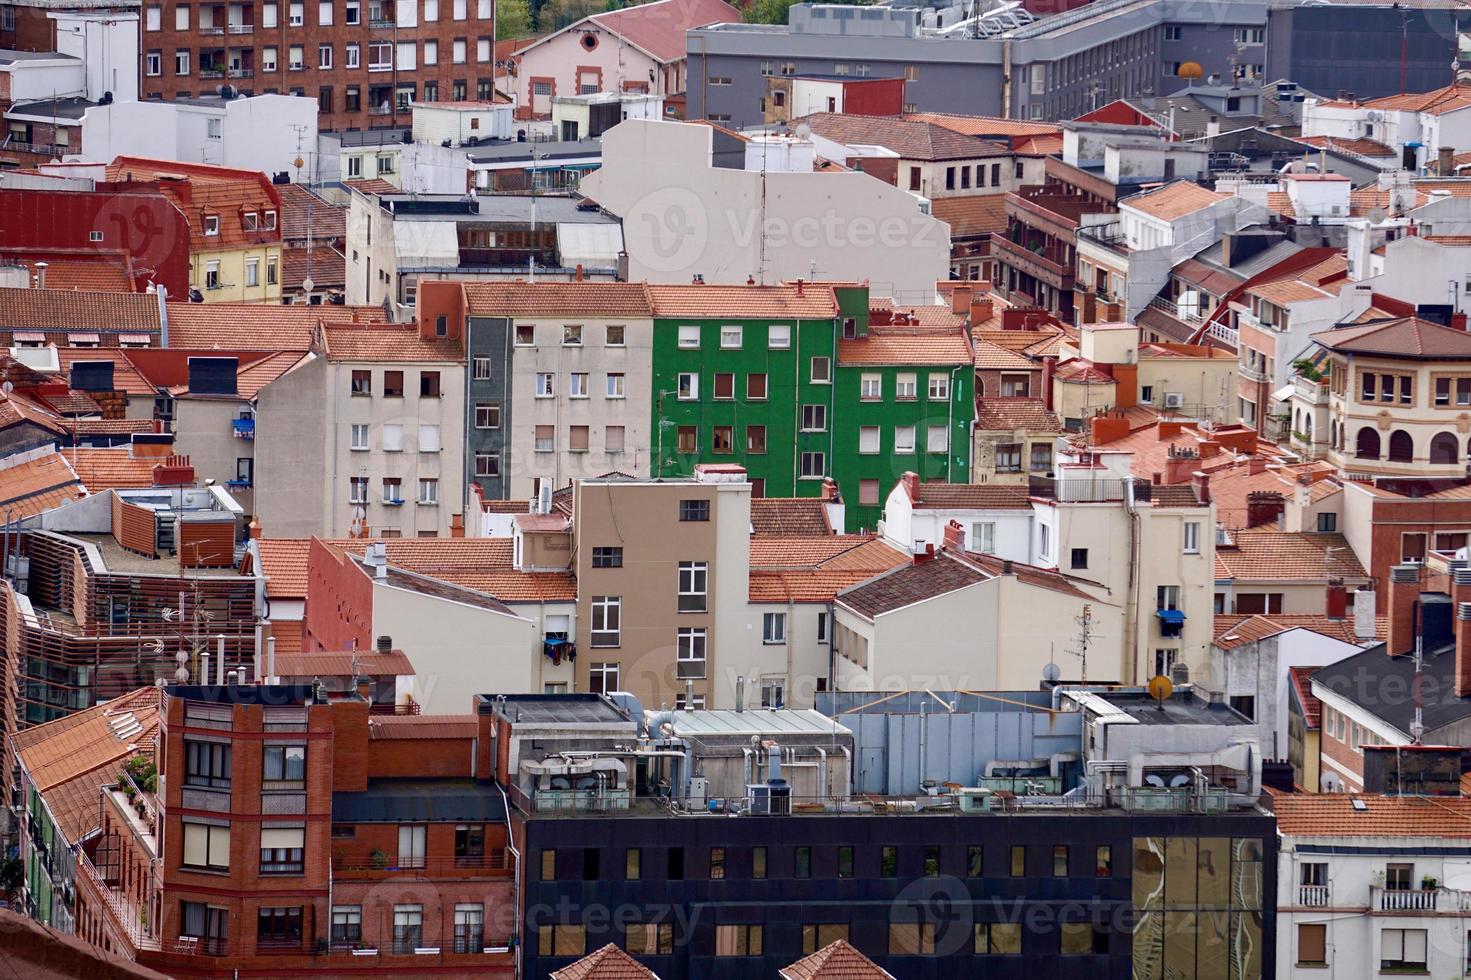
[544, 637, 570, 647]
[1156, 609, 1186, 624]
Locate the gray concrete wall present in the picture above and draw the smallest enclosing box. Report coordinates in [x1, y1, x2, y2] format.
[254, 357, 328, 538]
[467, 315, 512, 502]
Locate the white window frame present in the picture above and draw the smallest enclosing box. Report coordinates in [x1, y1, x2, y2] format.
[535, 373, 554, 398]
[677, 325, 700, 349]
[762, 612, 786, 644]
[720, 325, 743, 349]
[676, 627, 707, 679]
[417, 479, 438, 505]
[350, 423, 369, 451]
[768, 324, 790, 349]
[605, 373, 625, 398]
[591, 596, 621, 647]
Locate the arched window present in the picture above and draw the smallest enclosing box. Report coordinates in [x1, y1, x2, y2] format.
[1431, 432, 1460, 465]
[1330, 420, 1338, 450]
[1356, 427, 1381, 460]
[1302, 415, 1313, 440]
[1388, 430, 1414, 463]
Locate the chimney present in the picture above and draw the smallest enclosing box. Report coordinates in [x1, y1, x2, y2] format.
[794, 279, 805, 297]
[1439, 145, 1455, 176]
[1387, 563, 1421, 657]
[1326, 580, 1348, 619]
[1191, 470, 1212, 505]
[900, 471, 920, 503]
[451, 513, 465, 538]
[913, 542, 935, 565]
[1247, 456, 1268, 476]
[1088, 414, 1131, 445]
[1353, 585, 1377, 641]
[574, 263, 584, 282]
[950, 283, 973, 315]
[376, 634, 393, 653]
[942, 519, 965, 552]
[970, 297, 994, 326]
[735, 676, 745, 712]
[1456, 568, 1471, 696]
[1042, 355, 1056, 411]
[819, 477, 839, 502]
[1245, 491, 1284, 528]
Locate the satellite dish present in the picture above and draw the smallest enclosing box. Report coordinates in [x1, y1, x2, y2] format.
[1, 381, 12, 395]
[795, 122, 812, 140]
[1177, 61, 1204, 80]
[1369, 207, 1386, 223]
[301, 277, 315, 294]
[352, 506, 367, 522]
[1042, 662, 1061, 683]
[1147, 674, 1174, 705]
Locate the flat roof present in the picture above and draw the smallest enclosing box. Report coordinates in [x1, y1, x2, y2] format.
[660, 708, 853, 738]
[477, 692, 632, 725]
[1091, 689, 1253, 726]
[165, 684, 315, 706]
[333, 778, 508, 822]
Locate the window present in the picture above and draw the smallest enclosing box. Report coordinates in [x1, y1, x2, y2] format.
[603, 373, 625, 399]
[514, 324, 536, 347]
[588, 661, 620, 694]
[1097, 846, 1112, 876]
[746, 425, 766, 454]
[714, 373, 735, 400]
[896, 373, 917, 400]
[257, 907, 303, 948]
[761, 679, 784, 707]
[348, 423, 370, 451]
[800, 452, 825, 479]
[393, 906, 424, 954]
[860, 373, 882, 400]
[319, 43, 333, 69]
[570, 373, 589, 399]
[1070, 548, 1088, 570]
[377, 423, 403, 452]
[592, 547, 623, 569]
[881, 846, 898, 877]
[1386, 863, 1414, 890]
[763, 612, 786, 644]
[753, 847, 768, 878]
[397, 825, 426, 868]
[185, 740, 231, 788]
[591, 597, 620, 646]
[175, 3, 189, 28]
[382, 371, 403, 397]
[1030, 443, 1052, 473]
[1157, 585, 1180, 611]
[678, 562, 708, 612]
[146, 51, 161, 75]
[331, 906, 362, 946]
[1061, 922, 1107, 955]
[679, 499, 709, 522]
[892, 425, 916, 454]
[741, 373, 768, 402]
[668, 848, 685, 879]
[1010, 845, 1025, 876]
[678, 324, 700, 348]
[1296, 923, 1326, 965]
[889, 922, 935, 955]
[1053, 845, 1068, 876]
[676, 628, 706, 679]
[176, 49, 190, 75]
[859, 426, 880, 454]
[677, 372, 698, 400]
[418, 479, 438, 505]
[720, 325, 743, 348]
[475, 403, 500, 429]
[471, 357, 493, 382]
[801, 405, 827, 432]
[606, 324, 625, 346]
[182, 821, 230, 871]
[972, 522, 996, 554]
[976, 922, 1022, 954]
[1183, 521, 1200, 553]
[676, 426, 697, 453]
[859, 479, 880, 505]
[709, 847, 726, 879]
[629, 921, 674, 955]
[928, 375, 950, 400]
[803, 923, 849, 954]
[606, 426, 625, 453]
[927, 425, 948, 453]
[625, 848, 641, 879]
[810, 357, 831, 383]
[263, 745, 305, 788]
[260, 826, 305, 874]
[418, 424, 441, 453]
[382, 478, 403, 503]
[473, 454, 499, 478]
[716, 924, 762, 956]
[763, 324, 792, 349]
[1380, 928, 1427, 971]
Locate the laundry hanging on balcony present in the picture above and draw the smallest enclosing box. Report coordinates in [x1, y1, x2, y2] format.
[543, 637, 576, 665]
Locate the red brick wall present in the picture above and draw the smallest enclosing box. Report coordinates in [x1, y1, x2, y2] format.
[303, 536, 373, 654]
[138, 1, 495, 132]
[1369, 497, 1471, 588]
[0, 6, 55, 51]
[369, 734, 473, 778]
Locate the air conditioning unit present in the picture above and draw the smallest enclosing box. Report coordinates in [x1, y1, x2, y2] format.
[1163, 392, 1185, 409]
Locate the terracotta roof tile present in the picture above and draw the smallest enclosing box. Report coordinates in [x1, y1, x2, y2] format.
[750, 497, 832, 536]
[975, 396, 1061, 432]
[66, 417, 155, 437]
[38, 391, 102, 416]
[972, 338, 1037, 370]
[1215, 530, 1367, 582]
[165, 302, 387, 349]
[1053, 358, 1115, 383]
[54, 348, 156, 395]
[905, 483, 1032, 510]
[930, 194, 1009, 238]
[368, 714, 479, 740]
[906, 112, 1061, 140]
[0, 287, 161, 336]
[867, 300, 965, 329]
[1213, 612, 1385, 650]
[276, 183, 347, 241]
[1122, 180, 1225, 220]
[1207, 462, 1340, 529]
[345, 178, 400, 196]
[795, 113, 1011, 161]
[1312, 316, 1471, 359]
[838, 326, 971, 365]
[255, 538, 311, 597]
[0, 451, 84, 518]
[105, 157, 282, 251]
[274, 649, 415, 677]
[481, 499, 532, 514]
[321, 322, 463, 361]
[551, 943, 659, 980]
[1315, 80, 1471, 116]
[12, 256, 136, 293]
[648, 283, 837, 319]
[335, 537, 577, 602]
[64, 447, 163, 492]
[749, 536, 908, 603]
[1150, 483, 1202, 508]
[1271, 790, 1471, 837]
[586, 0, 739, 62]
[282, 243, 346, 292]
[837, 552, 989, 618]
[463, 281, 654, 317]
[1288, 666, 1323, 730]
[0, 390, 68, 435]
[1293, 134, 1396, 157]
[781, 939, 894, 980]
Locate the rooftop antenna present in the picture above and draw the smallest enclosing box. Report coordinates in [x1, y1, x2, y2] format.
[1066, 603, 1097, 684]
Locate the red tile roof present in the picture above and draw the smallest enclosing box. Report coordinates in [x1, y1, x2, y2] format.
[551, 943, 659, 980]
[0, 287, 161, 336]
[10, 255, 136, 293]
[1288, 665, 1322, 730]
[1122, 180, 1225, 220]
[975, 396, 1061, 432]
[1215, 530, 1367, 582]
[368, 714, 479, 740]
[751, 497, 833, 535]
[334, 538, 577, 602]
[463, 281, 654, 317]
[0, 451, 84, 518]
[165, 301, 386, 349]
[587, 0, 739, 62]
[255, 539, 310, 598]
[274, 649, 416, 677]
[837, 552, 989, 618]
[1213, 613, 1385, 651]
[781, 940, 895, 979]
[749, 536, 909, 603]
[648, 283, 837, 319]
[905, 482, 1032, 510]
[320, 322, 463, 361]
[282, 243, 346, 292]
[930, 194, 1010, 238]
[105, 157, 282, 251]
[0, 390, 68, 436]
[971, 338, 1038, 372]
[1292, 134, 1396, 158]
[345, 178, 400, 196]
[54, 348, 157, 395]
[838, 326, 971, 365]
[795, 113, 1011, 161]
[906, 112, 1062, 140]
[276, 182, 347, 241]
[63, 447, 163, 492]
[1312, 316, 1471, 359]
[1315, 80, 1471, 115]
[1271, 789, 1471, 837]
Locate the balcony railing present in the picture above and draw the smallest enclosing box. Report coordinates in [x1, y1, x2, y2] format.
[1205, 319, 1238, 349]
[199, 68, 225, 79]
[993, 235, 1075, 290]
[232, 417, 255, 439]
[75, 849, 161, 952]
[368, 701, 421, 715]
[331, 852, 510, 878]
[1298, 884, 1329, 907]
[1147, 295, 1205, 325]
[227, 68, 253, 78]
[1375, 886, 1437, 911]
[199, 25, 226, 34]
[181, 785, 231, 812]
[227, 22, 253, 32]
[1294, 374, 1329, 405]
[1239, 363, 1270, 384]
[1028, 474, 1153, 504]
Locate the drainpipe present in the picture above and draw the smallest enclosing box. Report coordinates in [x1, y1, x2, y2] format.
[157, 285, 169, 346]
[918, 699, 928, 789]
[495, 780, 521, 976]
[1002, 41, 1013, 119]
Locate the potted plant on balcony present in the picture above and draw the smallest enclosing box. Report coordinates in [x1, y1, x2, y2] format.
[369, 848, 389, 870]
[1422, 875, 1439, 890]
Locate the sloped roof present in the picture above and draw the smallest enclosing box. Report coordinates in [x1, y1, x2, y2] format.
[838, 326, 971, 365]
[0, 908, 171, 980]
[54, 348, 156, 396]
[589, 0, 738, 62]
[0, 451, 84, 518]
[165, 302, 387, 349]
[905, 482, 1032, 510]
[647, 283, 837, 319]
[368, 714, 478, 740]
[551, 943, 659, 980]
[1315, 80, 1471, 115]
[1271, 789, 1471, 837]
[276, 182, 347, 240]
[334, 537, 577, 602]
[930, 194, 1009, 238]
[781, 939, 895, 980]
[795, 113, 1010, 161]
[64, 447, 161, 492]
[1287, 666, 1322, 730]
[463, 281, 654, 317]
[1214, 530, 1367, 582]
[1292, 134, 1396, 157]
[972, 338, 1036, 371]
[1311, 317, 1471, 359]
[106, 156, 281, 251]
[750, 497, 832, 535]
[975, 396, 1061, 432]
[1213, 613, 1385, 651]
[256, 538, 311, 598]
[0, 287, 160, 333]
[274, 649, 415, 677]
[1122, 180, 1225, 220]
[905, 111, 1062, 139]
[749, 536, 909, 603]
[0, 390, 68, 436]
[320, 322, 463, 361]
[837, 552, 989, 619]
[282, 243, 346, 292]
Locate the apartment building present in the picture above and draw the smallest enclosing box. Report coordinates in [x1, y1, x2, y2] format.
[1299, 316, 1471, 480]
[104, 157, 284, 305]
[648, 282, 844, 501]
[834, 306, 974, 531]
[570, 467, 750, 710]
[253, 318, 464, 538]
[133, 0, 494, 131]
[27, 683, 515, 975]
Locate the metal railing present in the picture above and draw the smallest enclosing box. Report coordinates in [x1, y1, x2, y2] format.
[1028, 474, 1153, 504]
[1147, 295, 1204, 325]
[227, 68, 253, 78]
[331, 852, 510, 877]
[74, 849, 160, 952]
[227, 22, 252, 32]
[368, 701, 421, 715]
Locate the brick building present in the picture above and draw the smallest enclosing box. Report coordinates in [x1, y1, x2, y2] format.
[22, 683, 516, 976]
[133, 0, 494, 131]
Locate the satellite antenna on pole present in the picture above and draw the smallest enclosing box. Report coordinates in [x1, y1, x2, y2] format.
[1042, 662, 1061, 684]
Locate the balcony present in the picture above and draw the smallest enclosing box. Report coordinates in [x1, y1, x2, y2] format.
[1028, 474, 1153, 504]
[993, 235, 1074, 291]
[227, 67, 253, 78]
[181, 785, 231, 811]
[331, 852, 510, 880]
[1239, 363, 1270, 385]
[1294, 374, 1329, 405]
[1205, 319, 1238, 350]
[232, 417, 255, 439]
[1298, 884, 1329, 907]
[199, 68, 225, 80]
[1374, 885, 1438, 911]
[227, 22, 253, 32]
[1147, 294, 1204, 326]
[199, 25, 226, 34]
[369, 17, 396, 27]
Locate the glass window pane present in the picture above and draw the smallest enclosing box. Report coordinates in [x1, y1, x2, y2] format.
[1133, 837, 1165, 910]
[1165, 837, 1198, 908]
[1197, 838, 1230, 908]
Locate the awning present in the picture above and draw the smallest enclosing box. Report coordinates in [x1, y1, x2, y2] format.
[1156, 609, 1186, 624]
[67, 333, 99, 344]
[393, 221, 460, 267]
[13, 331, 45, 343]
[1270, 383, 1295, 404]
[556, 222, 622, 270]
[120, 333, 153, 345]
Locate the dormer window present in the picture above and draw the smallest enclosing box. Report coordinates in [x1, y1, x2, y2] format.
[263, 210, 278, 231]
[242, 212, 258, 232]
[203, 214, 220, 236]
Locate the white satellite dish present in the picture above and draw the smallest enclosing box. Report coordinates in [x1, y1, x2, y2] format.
[1042, 662, 1061, 683]
[794, 122, 812, 140]
[301, 276, 315, 294]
